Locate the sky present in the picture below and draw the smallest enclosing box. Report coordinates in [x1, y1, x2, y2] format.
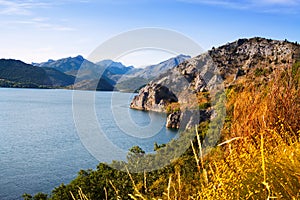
[0, 0, 300, 67]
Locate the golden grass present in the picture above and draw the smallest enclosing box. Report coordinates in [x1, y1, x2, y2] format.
[124, 126, 300, 200]
[73, 64, 300, 200]
[125, 65, 300, 200]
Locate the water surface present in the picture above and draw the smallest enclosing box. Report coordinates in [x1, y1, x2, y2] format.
[0, 88, 177, 199]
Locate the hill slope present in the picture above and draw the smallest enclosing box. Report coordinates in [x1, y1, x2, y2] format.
[0, 59, 75, 88]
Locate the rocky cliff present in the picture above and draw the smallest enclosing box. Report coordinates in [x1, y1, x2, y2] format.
[130, 37, 300, 129]
[130, 83, 178, 112]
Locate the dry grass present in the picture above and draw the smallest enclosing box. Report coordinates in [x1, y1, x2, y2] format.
[124, 127, 300, 200]
[125, 65, 300, 200]
[73, 64, 300, 200]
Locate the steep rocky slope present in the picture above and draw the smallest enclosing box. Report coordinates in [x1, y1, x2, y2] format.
[130, 37, 300, 129]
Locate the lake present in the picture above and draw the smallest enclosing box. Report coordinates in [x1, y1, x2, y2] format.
[0, 88, 177, 200]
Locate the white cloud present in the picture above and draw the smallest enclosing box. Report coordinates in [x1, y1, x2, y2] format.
[0, 1, 78, 31]
[0, 0, 52, 15]
[0, 0, 89, 16]
[4, 18, 76, 32]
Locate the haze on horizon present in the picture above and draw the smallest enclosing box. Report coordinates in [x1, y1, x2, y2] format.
[0, 0, 300, 67]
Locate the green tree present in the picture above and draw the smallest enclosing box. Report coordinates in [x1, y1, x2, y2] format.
[22, 193, 32, 200]
[33, 193, 47, 200]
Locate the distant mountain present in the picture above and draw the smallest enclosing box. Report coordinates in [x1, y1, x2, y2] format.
[115, 54, 191, 92]
[27, 54, 190, 91]
[34, 56, 136, 79]
[33, 55, 85, 76]
[33, 56, 136, 90]
[97, 60, 134, 74]
[0, 59, 75, 88]
[34, 56, 114, 90]
[42, 67, 75, 86]
[132, 54, 190, 79]
[96, 59, 138, 82]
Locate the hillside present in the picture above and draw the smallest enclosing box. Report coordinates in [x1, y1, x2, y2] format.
[25, 38, 300, 200]
[0, 59, 75, 88]
[131, 37, 300, 126]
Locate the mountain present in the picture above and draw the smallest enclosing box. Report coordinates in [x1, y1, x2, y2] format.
[34, 56, 136, 90]
[34, 55, 116, 90]
[34, 55, 190, 91]
[115, 54, 190, 92]
[42, 67, 75, 86]
[0, 59, 75, 88]
[132, 54, 190, 79]
[96, 59, 137, 82]
[34, 56, 135, 79]
[96, 60, 134, 74]
[33, 55, 85, 76]
[130, 37, 300, 128]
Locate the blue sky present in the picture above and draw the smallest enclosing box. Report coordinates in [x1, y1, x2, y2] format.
[1, 0, 300, 67]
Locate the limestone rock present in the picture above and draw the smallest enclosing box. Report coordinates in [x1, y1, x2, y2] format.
[166, 111, 181, 129]
[166, 109, 214, 130]
[130, 83, 178, 112]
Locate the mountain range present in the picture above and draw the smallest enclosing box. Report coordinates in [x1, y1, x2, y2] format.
[0, 54, 190, 91]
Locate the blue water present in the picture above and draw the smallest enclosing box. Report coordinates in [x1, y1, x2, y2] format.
[0, 88, 177, 200]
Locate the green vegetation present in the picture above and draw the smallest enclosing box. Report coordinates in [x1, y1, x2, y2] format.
[0, 59, 75, 88]
[25, 63, 300, 199]
[165, 102, 180, 114]
[254, 67, 269, 77]
[0, 79, 50, 89]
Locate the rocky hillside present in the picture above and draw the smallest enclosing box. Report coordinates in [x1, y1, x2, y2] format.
[130, 37, 300, 129]
[209, 37, 300, 83]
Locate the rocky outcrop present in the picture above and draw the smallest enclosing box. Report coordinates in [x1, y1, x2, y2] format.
[166, 109, 214, 130]
[166, 111, 181, 129]
[208, 37, 300, 83]
[130, 83, 178, 112]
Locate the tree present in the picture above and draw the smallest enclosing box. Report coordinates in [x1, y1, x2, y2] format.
[128, 146, 145, 156]
[33, 193, 47, 200]
[22, 193, 32, 200]
[154, 142, 166, 151]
